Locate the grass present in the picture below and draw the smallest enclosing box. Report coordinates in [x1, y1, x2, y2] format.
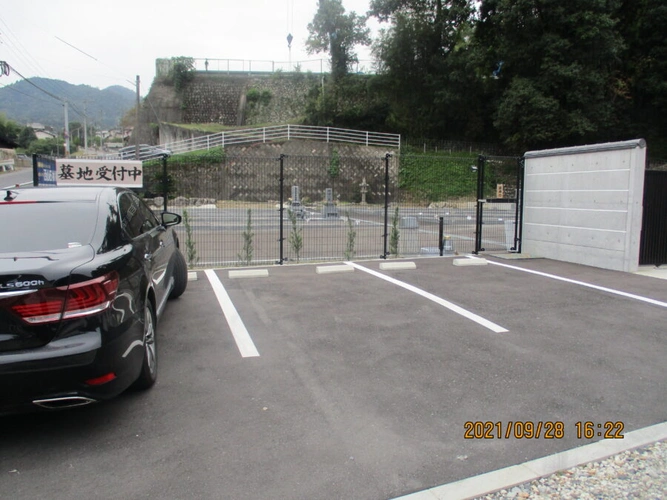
[398, 154, 478, 202]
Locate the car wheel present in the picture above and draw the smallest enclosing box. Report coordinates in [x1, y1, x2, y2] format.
[133, 300, 157, 390]
[169, 250, 188, 299]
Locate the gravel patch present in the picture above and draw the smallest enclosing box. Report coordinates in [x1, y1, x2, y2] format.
[474, 440, 667, 499]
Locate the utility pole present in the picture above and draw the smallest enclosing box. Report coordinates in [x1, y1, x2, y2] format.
[83, 101, 88, 152]
[135, 75, 140, 159]
[64, 101, 70, 156]
[83, 114, 88, 152]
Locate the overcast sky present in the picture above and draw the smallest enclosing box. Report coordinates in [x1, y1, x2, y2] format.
[0, 0, 378, 96]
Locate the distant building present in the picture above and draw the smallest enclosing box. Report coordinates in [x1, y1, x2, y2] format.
[27, 123, 57, 140]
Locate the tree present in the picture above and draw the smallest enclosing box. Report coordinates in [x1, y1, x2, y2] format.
[27, 137, 66, 156]
[476, 0, 625, 151]
[370, 0, 473, 49]
[120, 106, 137, 129]
[18, 126, 37, 149]
[617, 0, 667, 157]
[68, 121, 84, 146]
[161, 56, 196, 92]
[368, 0, 476, 138]
[306, 0, 371, 82]
[0, 114, 21, 147]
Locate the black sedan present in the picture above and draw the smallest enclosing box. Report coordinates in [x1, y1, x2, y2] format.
[0, 186, 188, 414]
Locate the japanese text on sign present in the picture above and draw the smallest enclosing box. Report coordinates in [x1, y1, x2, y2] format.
[55, 159, 143, 187]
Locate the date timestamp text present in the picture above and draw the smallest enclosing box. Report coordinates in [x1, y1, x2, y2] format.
[464, 421, 625, 440]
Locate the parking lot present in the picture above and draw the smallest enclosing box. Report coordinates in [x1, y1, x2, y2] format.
[1, 255, 665, 500]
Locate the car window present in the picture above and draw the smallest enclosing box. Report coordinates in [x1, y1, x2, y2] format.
[118, 192, 159, 238]
[0, 201, 98, 252]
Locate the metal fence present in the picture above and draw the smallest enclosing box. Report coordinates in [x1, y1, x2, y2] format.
[191, 58, 377, 75]
[162, 125, 401, 156]
[140, 151, 517, 269]
[640, 170, 667, 265]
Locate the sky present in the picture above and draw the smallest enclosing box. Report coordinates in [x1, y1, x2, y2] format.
[0, 0, 379, 97]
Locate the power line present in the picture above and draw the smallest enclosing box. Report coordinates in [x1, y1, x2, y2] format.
[0, 81, 63, 107]
[2, 62, 62, 102]
[0, 14, 134, 95]
[0, 15, 78, 102]
[55, 36, 98, 61]
[0, 60, 85, 152]
[12, 64, 87, 118]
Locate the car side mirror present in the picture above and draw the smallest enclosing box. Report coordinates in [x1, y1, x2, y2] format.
[161, 212, 182, 227]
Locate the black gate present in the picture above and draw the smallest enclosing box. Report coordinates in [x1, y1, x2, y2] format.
[639, 170, 667, 266]
[474, 155, 524, 254]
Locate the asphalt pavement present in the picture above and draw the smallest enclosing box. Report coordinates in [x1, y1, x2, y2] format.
[1, 255, 665, 499]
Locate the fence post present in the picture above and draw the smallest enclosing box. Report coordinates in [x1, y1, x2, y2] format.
[162, 154, 168, 212]
[474, 155, 485, 254]
[381, 153, 392, 259]
[278, 154, 286, 264]
[513, 156, 525, 253]
[32, 153, 38, 186]
[439, 217, 444, 256]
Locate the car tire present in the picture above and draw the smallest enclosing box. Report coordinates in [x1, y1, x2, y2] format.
[133, 300, 157, 390]
[169, 250, 188, 299]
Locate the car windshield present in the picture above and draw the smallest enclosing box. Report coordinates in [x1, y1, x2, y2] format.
[0, 201, 98, 252]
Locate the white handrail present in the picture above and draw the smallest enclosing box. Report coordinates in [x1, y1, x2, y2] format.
[162, 125, 401, 155]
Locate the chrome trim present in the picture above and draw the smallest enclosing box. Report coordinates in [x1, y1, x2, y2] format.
[0, 289, 37, 298]
[33, 396, 97, 409]
[122, 339, 144, 358]
[153, 268, 166, 286]
[155, 277, 174, 318]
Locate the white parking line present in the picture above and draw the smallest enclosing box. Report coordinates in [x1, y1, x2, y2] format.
[204, 269, 260, 358]
[346, 262, 508, 333]
[484, 259, 667, 309]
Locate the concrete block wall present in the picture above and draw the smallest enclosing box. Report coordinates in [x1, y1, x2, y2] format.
[522, 139, 647, 272]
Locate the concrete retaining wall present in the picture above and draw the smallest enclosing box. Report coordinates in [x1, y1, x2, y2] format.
[522, 139, 647, 272]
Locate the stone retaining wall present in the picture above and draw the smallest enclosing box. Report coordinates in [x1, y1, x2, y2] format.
[142, 140, 398, 204]
[145, 72, 320, 135]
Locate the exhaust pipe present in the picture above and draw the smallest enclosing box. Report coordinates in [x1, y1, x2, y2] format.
[33, 396, 97, 410]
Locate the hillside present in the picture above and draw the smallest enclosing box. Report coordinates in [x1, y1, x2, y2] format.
[0, 78, 135, 129]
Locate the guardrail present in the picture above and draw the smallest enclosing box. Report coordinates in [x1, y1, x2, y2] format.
[163, 125, 401, 155]
[0, 159, 15, 172]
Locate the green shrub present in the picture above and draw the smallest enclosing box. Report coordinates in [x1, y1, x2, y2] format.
[344, 211, 356, 261]
[287, 209, 303, 263]
[237, 209, 254, 266]
[182, 209, 199, 267]
[389, 206, 400, 256]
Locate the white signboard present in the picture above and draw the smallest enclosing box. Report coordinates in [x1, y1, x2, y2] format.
[55, 159, 144, 187]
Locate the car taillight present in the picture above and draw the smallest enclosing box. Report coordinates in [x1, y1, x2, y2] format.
[10, 272, 119, 324]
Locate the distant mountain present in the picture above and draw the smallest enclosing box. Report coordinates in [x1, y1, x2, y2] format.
[0, 78, 135, 130]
